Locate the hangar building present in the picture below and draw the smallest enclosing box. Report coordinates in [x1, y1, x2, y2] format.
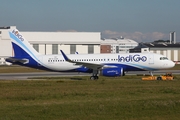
[130, 43, 180, 63]
[100, 38, 138, 53]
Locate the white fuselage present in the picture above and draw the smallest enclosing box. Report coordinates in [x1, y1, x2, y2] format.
[37, 52, 175, 71]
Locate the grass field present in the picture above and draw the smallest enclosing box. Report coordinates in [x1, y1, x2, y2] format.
[1, 76, 180, 120]
[0, 65, 180, 119]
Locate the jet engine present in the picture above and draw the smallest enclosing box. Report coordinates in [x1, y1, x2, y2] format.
[100, 67, 125, 77]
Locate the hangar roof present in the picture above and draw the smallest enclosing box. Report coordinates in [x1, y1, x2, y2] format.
[101, 38, 138, 45]
[22, 32, 101, 44]
[142, 43, 180, 48]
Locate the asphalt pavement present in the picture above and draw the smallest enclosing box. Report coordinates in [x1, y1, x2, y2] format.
[0, 70, 179, 80]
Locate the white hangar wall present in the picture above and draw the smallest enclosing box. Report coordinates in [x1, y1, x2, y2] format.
[22, 31, 101, 55]
[0, 26, 101, 56]
[0, 28, 12, 57]
[22, 32, 100, 44]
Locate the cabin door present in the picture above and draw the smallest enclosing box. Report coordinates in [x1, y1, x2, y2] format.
[149, 54, 154, 64]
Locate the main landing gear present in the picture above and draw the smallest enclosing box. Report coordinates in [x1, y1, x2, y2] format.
[90, 76, 99, 80]
[90, 69, 99, 80]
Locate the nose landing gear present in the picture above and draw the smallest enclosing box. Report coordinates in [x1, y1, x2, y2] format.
[90, 69, 99, 80]
[90, 76, 99, 80]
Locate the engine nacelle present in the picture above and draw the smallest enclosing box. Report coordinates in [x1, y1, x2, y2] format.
[100, 68, 124, 77]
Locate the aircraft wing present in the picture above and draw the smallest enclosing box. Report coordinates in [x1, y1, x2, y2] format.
[60, 50, 117, 70]
[5, 57, 29, 64]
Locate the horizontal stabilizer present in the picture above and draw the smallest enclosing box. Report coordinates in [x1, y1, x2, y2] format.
[5, 57, 29, 64]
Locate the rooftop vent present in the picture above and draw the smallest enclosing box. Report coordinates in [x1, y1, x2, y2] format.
[162, 43, 167, 46]
[120, 36, 124, 39]
[150, 43, 154, 46]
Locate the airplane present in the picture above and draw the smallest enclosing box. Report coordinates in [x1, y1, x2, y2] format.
[6, 28, 175, 80]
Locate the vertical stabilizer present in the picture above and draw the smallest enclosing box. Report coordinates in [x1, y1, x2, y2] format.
[8, 29, 40, 58]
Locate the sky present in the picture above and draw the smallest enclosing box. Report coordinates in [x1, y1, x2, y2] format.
[0, 0, 180, 42]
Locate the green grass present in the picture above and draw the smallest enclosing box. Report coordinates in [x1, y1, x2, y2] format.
[1, 76, 180, 120]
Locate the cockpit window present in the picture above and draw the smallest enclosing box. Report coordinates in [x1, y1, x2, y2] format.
[160, 57, 168, 60]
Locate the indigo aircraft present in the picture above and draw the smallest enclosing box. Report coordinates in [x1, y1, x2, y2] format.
[6, 29, 175, 80]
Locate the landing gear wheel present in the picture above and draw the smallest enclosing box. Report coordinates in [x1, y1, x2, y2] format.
[90, 76, 95, 80]
[90, 76, 99, 80]
[157, 77, 162, 80]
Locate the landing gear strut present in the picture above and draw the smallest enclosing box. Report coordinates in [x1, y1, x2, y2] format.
[149, 71, 153, 76]
[90, 69, 99, 80]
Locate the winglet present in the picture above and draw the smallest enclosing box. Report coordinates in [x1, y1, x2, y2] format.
[60, 50, 72, 62]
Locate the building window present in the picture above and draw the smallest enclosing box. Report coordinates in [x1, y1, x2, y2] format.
[52, 44, 58, 54]
[88, 45, 94, 54]
[70, 45, 76, 54]
[33, 44, 39, 52]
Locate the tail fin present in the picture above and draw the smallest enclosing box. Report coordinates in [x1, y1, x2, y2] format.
[8, 28, 40, 58]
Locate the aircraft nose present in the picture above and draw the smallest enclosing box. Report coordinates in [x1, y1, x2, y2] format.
[169, 61, 175, 68]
